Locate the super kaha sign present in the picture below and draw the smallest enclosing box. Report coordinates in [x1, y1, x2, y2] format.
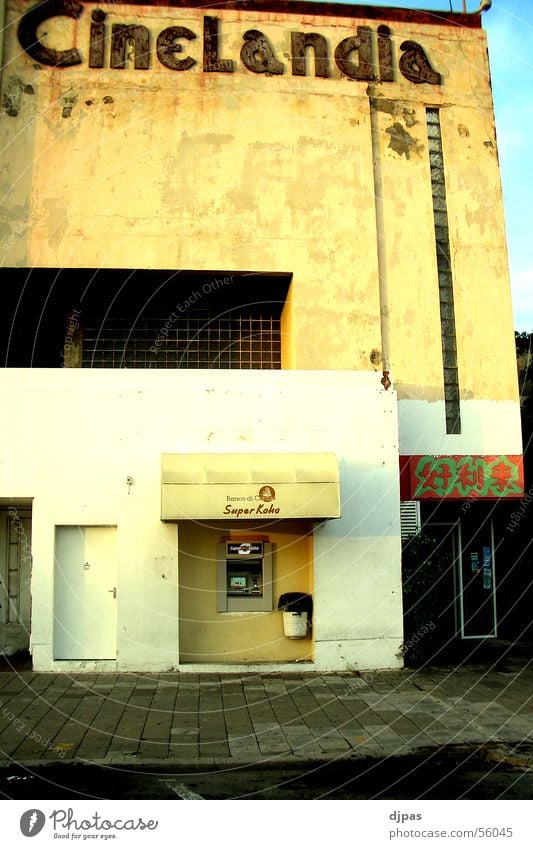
[17, 0, 443, 85]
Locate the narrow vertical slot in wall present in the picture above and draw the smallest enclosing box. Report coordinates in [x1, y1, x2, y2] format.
[426, 108, 461, 434]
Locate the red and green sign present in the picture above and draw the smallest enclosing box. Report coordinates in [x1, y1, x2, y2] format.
[400, 455, 524, 500]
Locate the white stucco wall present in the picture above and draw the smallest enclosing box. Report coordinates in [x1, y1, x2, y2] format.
[0, 368, 403, 672]
[398, 398, 523, 456]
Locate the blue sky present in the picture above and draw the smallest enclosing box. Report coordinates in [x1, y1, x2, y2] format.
[333, 0, 533, 330]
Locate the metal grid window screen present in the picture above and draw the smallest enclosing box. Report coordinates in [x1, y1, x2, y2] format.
[427, 108, 461, 435]
[82, 311, 281, 369]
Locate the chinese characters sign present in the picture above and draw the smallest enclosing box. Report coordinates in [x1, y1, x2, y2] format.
[400, 455, 524, 500]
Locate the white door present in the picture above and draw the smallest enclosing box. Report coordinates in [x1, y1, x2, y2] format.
[54, 526, 117, 660]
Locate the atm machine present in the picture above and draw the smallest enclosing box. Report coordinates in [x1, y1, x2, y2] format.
[216, 541, 273, 612]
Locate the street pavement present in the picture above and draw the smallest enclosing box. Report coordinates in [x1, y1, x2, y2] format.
[0, 647, 531, 769]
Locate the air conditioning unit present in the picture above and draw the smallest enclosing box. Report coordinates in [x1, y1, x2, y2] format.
[400, 501, 421, 539]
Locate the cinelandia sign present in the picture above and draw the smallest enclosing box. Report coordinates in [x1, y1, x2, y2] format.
[18, 0, 443, 85]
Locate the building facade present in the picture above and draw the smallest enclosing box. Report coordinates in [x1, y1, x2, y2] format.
[0, 0, 522, 671]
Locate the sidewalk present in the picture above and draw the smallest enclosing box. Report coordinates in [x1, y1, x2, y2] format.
[0, 650, 532, 769]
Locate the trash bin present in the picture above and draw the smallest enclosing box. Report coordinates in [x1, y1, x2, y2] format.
[278, 593, 313, 639]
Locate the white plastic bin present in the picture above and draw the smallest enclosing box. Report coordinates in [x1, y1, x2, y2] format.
[282, 611, 308, 639]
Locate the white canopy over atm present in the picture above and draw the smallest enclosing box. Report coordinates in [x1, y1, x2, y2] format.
[161, 452, 341, 520]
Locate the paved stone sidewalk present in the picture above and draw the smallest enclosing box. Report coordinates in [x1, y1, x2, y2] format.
[0, 661, 531, 768]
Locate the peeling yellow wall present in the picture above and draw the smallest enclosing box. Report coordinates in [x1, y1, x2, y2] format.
[374, 92, 517, 403]
[440, 105, 517, 401]
[178, 520, 313, 663]
[0, 1, 517, 395]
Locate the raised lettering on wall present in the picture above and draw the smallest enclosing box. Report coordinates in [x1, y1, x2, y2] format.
[241, 30, 284, 75]
[291, 32, 329, 78]
[111, 25, 150, 70]
[15, 1, 444, 87]
[203, 16, 234, 73]
[89, 9, 106, 69]
[399, 40, 442, 85]
[377, 25, 394, 83]
[157, 26, 197, 71]
[17, 0, 83, 67]
[334, 27, 373, 81]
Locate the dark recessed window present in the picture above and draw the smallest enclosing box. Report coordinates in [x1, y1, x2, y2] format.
[0, 269, 290, 369]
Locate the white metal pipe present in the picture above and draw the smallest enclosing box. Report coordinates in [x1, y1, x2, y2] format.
[369, 96, 391, 381]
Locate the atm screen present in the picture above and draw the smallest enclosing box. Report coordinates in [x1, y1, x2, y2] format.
[230, 576, 247, 589]
[227, 560, 263, 596]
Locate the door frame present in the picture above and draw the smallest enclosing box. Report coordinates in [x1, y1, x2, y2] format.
[424, 519, 460, 640]
[0, 506, 32, 652]
[458, 518, 497, 640]
[425, 517, 497, 640]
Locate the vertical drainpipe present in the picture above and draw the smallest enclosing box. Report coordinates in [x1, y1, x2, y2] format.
[369, 94, 391, 390]
[0, 0, 6, 84]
